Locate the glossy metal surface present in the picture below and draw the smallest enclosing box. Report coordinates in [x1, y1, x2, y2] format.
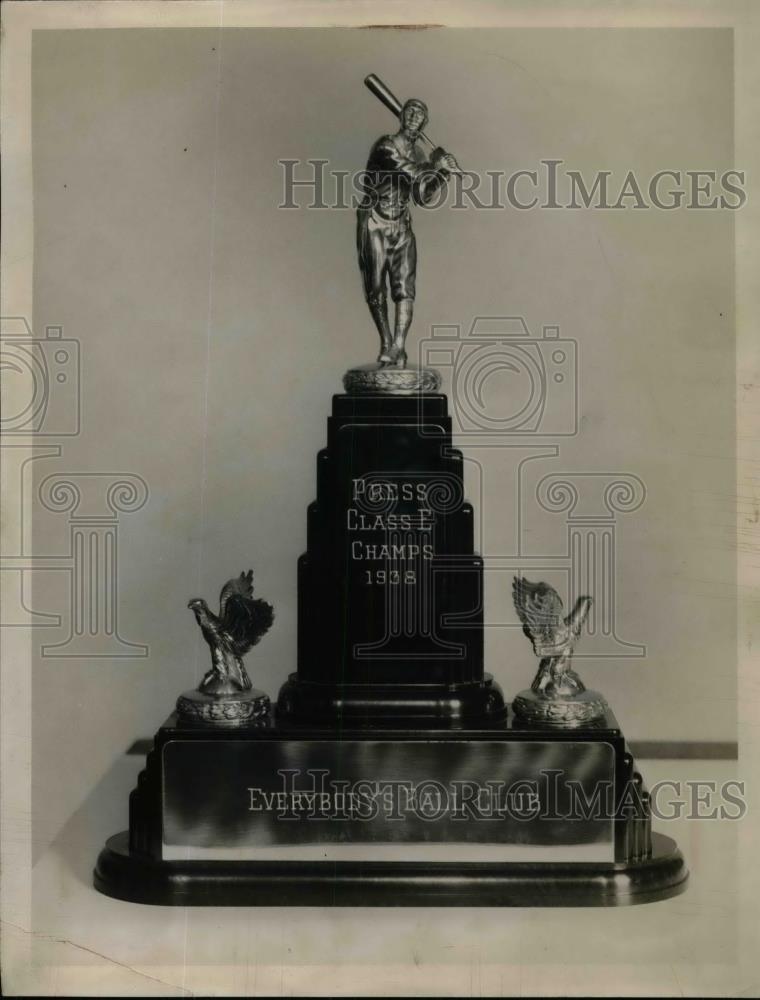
[512, 577, 609, 725]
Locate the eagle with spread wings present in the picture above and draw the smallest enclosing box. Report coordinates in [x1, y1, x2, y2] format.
[188, 570, 274, 696]
[512, 577, 592, 698]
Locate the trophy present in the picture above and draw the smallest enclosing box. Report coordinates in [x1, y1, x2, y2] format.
[94, 74, 687, 906]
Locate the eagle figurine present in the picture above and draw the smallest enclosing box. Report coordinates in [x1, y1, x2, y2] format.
[188, 570, 274, 696]
[512, 577, 592, 699]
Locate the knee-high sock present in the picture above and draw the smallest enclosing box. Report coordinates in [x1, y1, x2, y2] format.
[394, 298, 414, 350]
[368, 295, 392, 353]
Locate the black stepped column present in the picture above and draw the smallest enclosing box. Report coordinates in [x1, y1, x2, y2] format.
[277, 393, 506, 725]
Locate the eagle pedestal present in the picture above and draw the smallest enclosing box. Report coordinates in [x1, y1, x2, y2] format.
[94, 391, 687, 906]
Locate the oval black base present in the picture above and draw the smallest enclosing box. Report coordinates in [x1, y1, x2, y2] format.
[94, 831, 687, 907]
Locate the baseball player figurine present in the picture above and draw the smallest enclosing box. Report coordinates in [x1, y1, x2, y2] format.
[357, 90, 460, 368]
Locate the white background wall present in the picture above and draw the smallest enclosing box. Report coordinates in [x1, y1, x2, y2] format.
[27, 26, 735, 851]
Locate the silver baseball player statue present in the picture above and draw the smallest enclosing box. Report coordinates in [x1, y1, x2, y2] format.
[358, 76, 460, 368]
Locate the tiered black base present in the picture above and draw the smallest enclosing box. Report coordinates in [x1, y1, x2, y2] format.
[95, 830, 687, 906]
[276, 673, 506, 723]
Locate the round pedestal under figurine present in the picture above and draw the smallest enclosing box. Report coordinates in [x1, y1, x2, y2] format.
[175, 688, 270, 726]
[512, 688, 609, 727]
[343, 362, 441, 394]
